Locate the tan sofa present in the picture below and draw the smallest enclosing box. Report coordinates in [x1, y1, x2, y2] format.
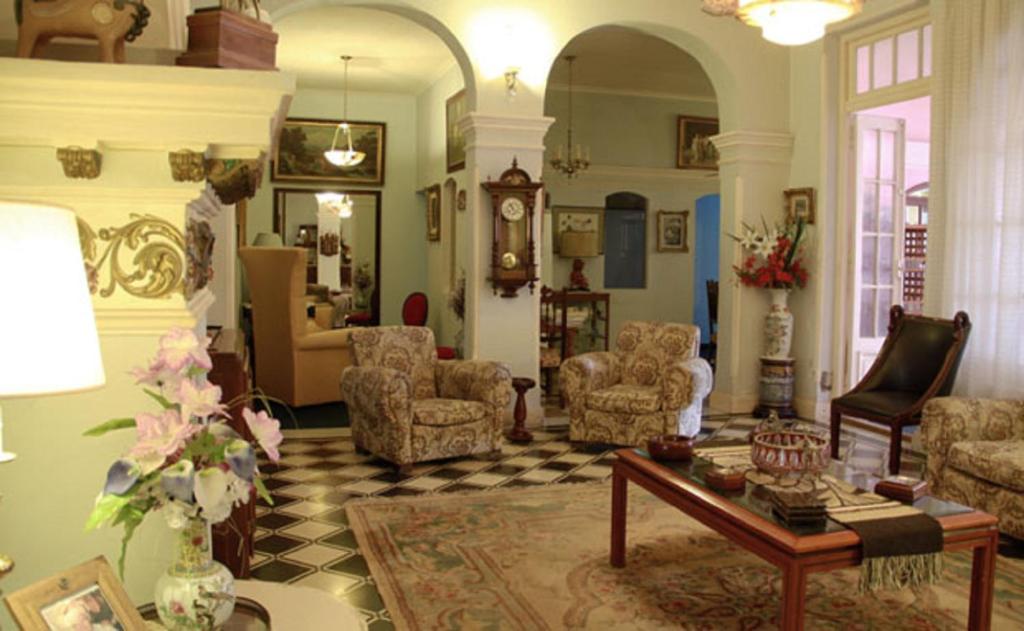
[340, 326, 512, 471]
[921, 397, 1024, 539]
[561, 320, 713, 446]
[239, 247, 353, 407]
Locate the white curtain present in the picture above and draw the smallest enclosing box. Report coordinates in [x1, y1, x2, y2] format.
[931, 0, 1024, 397]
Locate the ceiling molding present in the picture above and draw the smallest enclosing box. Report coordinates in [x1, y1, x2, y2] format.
[546, 83, 717, 105]
[555, 163, 721, 184]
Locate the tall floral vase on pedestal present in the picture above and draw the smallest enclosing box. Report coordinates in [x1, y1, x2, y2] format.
[763, 288, 794, 359]
[155, 516, 235, 630]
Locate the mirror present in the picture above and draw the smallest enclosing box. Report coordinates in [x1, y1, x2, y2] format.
[272, 188, 381, 317]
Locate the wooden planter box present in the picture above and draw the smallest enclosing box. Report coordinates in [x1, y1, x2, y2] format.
[176, 9, 278, 70]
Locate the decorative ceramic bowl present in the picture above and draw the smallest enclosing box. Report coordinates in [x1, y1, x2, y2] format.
[751, 430, 829, 477]
[647, 434, 695, 461]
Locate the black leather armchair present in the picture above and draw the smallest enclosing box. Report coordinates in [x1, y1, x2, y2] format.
[830, 305, 971, 474]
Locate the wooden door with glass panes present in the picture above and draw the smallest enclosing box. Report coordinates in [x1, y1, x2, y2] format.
[848, 114, 906, 389]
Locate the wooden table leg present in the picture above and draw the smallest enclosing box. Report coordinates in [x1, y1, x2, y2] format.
[610, 463, 627, 568]
[779, 563, 807, 631]
[968, 529, 997, 630]
[507, 377, 536, 443]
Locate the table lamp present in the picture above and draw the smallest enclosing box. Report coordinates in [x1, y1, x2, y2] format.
[0, 200, 106, 575]
[559, 230, 599, 291]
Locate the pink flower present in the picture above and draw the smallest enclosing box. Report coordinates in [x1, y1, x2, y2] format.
[176, 379, 226, 420]
[243, 408, 283, 462]
[157, 328, 212, 372]
[131, 409, 198, 467]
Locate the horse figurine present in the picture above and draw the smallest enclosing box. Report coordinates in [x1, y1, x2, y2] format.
[15, 0, 150, 63]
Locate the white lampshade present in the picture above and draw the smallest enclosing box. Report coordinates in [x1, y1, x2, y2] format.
[0, 201, 105, 397]
[253, 232, 284, 247]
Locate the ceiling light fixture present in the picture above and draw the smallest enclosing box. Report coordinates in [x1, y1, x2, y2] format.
[324, 55, 366, 168]
[703, 0, 862, 46]
[548, 55, 589, 179]
[316, 191, 354, 218]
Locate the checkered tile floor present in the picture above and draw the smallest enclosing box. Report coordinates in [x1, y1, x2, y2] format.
[249, 414, 923, 630]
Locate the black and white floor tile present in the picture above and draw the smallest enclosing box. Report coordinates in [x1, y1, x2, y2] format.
[249, 415, 924, 630]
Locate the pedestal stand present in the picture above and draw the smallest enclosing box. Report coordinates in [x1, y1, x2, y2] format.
[753, 357, 796, 419]
[508, 377, 536, 443]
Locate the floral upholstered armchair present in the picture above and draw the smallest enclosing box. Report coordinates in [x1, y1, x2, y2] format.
[339, 326, 512, 471]
[561, 321, 713, 446]
[921, 397, 1024, 539]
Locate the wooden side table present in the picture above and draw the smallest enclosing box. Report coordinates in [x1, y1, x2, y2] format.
[508, 377, 536, 443]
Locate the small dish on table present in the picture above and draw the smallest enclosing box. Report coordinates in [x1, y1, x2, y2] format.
[646, 434, 695, 461]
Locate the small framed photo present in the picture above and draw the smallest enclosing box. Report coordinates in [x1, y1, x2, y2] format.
[677, 116, 720, 170]
[657, 210, 690, 252]
[4, 556, 146, 630]
[445, 89, 467, 173]
[552, 206, 604, 255]
[425, 184, 441, 241]
[784, 187, 816, 225]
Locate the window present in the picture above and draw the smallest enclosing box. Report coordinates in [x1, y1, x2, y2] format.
[853, 22, 931, 96]
[603, 192, 647, 289]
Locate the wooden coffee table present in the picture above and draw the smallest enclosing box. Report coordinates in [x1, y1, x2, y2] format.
[610, 448, 999, 630]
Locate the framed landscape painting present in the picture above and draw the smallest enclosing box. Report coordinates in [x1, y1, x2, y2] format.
[446, 89, 467, 173]
[273, 118, 386, 186]
[676, 115, 720, 170]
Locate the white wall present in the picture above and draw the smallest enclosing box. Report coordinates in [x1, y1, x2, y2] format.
[246, 88, 423, 325]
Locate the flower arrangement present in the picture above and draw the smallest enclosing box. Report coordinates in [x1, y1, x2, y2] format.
[353, 262, 373, 292]
[84, 327, 282, 576]
[448, 270, 466, 321]
[732, 219, 809, 290]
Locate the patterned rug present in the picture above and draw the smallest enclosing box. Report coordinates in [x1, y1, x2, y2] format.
[347, 482, 1024, 630]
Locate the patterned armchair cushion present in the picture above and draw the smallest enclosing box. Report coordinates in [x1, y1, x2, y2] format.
[947, 441, 1024, 493]
[587, 384, 661, 414]
[436, 360, 513, 410]
[561, 352, 621, 415]
[412, 398, 489, 427]
[616, 321, 700, 387]
[349, 326, 438, 400]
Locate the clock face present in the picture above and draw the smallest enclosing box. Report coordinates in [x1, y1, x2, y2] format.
[500, 196, 525, 222]
[501, 251, 519, 270]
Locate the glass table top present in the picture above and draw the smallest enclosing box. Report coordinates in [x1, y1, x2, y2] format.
[633, 447, 974, 537]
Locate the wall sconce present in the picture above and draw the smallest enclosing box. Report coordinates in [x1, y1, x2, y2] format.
[504, 67, 520, 98]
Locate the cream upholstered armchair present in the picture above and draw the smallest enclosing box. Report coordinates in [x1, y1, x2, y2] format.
[239, 247, 353, 407]
[562, 321, 713, 446]
[340, 326, 512, 471]
[921, 397, 1024, 539]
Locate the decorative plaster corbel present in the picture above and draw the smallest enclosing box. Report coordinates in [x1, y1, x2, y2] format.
[56, 147, 102, 179]
[205, 153, 266, 205]
[185, 218, 216, 299]
[169, 149, 208, 182]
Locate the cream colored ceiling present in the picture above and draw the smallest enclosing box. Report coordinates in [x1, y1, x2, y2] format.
[547, 26, 717, 102]
[274, 6, 457, 93]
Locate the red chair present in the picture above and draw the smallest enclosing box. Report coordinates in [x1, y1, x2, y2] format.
[402, 292, 429, 326]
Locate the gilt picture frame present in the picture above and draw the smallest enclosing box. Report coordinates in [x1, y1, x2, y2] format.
[676, 115, 720, 170]
[426, 184, 442, 241]
[446, 89, 467, 173]
[784, 187, 816, 225]
[656, 210, 690, 252]
[552, 206, 604, 255]
[273, 117, 386, 186]
[4, 556, 146, 630]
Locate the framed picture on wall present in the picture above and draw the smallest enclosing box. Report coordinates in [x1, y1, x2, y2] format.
[656, 210, 690, 252]
[426, 184, 442, 241]
[446, 89, 467, 173]
[676, 115, 720, 170]
[4, 556, 147, 630]
[272, 117, 386, 186]
[784, 187, 816, 225]
[552, 206, 604, 255]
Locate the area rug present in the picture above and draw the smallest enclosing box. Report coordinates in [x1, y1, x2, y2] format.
[346, 482, 1024, 630]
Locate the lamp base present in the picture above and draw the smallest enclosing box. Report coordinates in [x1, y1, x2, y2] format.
[0, 452, 14, 464]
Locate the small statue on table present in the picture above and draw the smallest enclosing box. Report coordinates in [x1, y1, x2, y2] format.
[568, 258, 590, 291]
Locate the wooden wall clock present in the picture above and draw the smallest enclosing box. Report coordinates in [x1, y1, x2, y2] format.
[481, 158, 543, 297]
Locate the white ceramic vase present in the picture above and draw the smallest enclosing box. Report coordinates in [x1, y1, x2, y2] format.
[763, 288, 794, 359]
[154, 517, 235, 630]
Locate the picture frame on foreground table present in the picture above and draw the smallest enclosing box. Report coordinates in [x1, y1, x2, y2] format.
[4, 556, 147, 630]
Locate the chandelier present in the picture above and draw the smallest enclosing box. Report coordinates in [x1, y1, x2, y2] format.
[549, 55, 589, 179]
[703, 0, 862, 46]
[324, 55, 366, 168]
[316, 192, 353, 218]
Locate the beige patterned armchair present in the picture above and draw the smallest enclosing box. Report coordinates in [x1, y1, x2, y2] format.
[921, 397, 1024, 538]
[339, 326, 513, 470]
[561, 321, 713, 446]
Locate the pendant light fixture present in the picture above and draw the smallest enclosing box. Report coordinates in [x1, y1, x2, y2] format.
[324, 55, 366, 168]
[548, 55, 589, 179]
[703, 0, 862, 46]
[316, 192, 354, 218]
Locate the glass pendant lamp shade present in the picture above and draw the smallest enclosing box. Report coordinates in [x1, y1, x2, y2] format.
[316, 192, 354, 218]
[324, 56, 366, 168]
[736, 0, 862, 46]
[0, 201, 105, 397]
